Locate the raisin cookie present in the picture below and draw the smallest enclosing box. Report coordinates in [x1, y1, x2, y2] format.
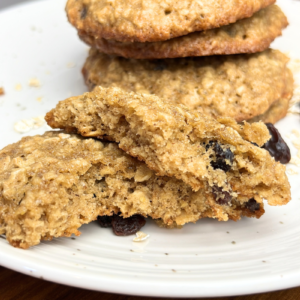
[79, 5, 287, 59]
[66, 0, 275, 43]
[46, 86, 291, 206]
[82, 48, 293, 123]
[0, 132, 268, 248]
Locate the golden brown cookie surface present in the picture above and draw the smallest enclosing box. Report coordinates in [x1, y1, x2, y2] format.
[82, 49, 292, 122]
[46, 86, 291, 208]
[66, 0, 275, 42]
[79, 5, 287, 59]
[248, 68, 294, 124]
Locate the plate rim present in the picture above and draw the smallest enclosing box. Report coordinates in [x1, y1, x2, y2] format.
[1, 0, 300, 297]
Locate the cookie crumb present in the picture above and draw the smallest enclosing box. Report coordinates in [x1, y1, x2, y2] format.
[14, 115, 45, 133]
[172, 269, 176, 273]
[15, 83, 22, 91]
[133, 231, 149, 242]
[36, 97, 43, 102]
[28, 78, 41, 87]
[0, 87, 4, 95]
[67, 62, 76, 68]
[232, 241, 236, 244]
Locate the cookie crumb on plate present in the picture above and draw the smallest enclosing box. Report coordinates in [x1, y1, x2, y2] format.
[14, 115, 45, 133]
[15, 84, 22, 91]
[133, 231, 149, 242]
[28, 78, 41, 87]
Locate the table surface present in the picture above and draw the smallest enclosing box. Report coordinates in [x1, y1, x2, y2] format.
[0, 266, 299, 300]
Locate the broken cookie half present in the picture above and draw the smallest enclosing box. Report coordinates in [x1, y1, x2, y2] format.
[0, 132, 269, 249]
[46, 86, 291, 206]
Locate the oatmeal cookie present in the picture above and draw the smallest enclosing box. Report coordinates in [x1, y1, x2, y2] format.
[45, 87, 291, 206]
[79, 5, 287, 59]
[66, 0, 274, 43]
[0, 132, 268, 249]
[82, 48, 292, 122]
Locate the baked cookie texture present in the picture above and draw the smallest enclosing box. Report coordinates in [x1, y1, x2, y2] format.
[66, 0, 275, 43]
[82, 48, 293, 123]
[248, 68, 294, 124]
[79, 5, 288, 59]
[0, 132, 267, 249]
[46, 86, 291, 207]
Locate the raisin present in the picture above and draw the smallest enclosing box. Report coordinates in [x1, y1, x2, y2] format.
[210, 142, 234, 172]
[205, 140, 214, 151]
[111, 214, 146, 236]
[212, 186, 232, 205]
[97, 215, 112, 228]
[245, 199, 260, 212]
[263, 123, 291, 164]
[80, 6, 88, 19]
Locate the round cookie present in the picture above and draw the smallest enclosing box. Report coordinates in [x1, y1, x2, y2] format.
[82, 48, 292, 122]
[66, 0, 275, 43]
[79, 5, 288, 59]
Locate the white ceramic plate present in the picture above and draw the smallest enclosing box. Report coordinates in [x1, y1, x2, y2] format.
[0, 0, 300, 297]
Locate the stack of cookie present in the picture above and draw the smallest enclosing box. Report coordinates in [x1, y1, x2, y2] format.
[0, 1, 294, 249]
[66, 0, 293, 124]
[0, 86, 291, 248]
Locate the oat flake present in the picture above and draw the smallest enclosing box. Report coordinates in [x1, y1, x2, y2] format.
[14, 116, 45, 133]
[28, 78, 41, 87]
[15, 84, 22, 91]
[133, 231, 149, 242]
